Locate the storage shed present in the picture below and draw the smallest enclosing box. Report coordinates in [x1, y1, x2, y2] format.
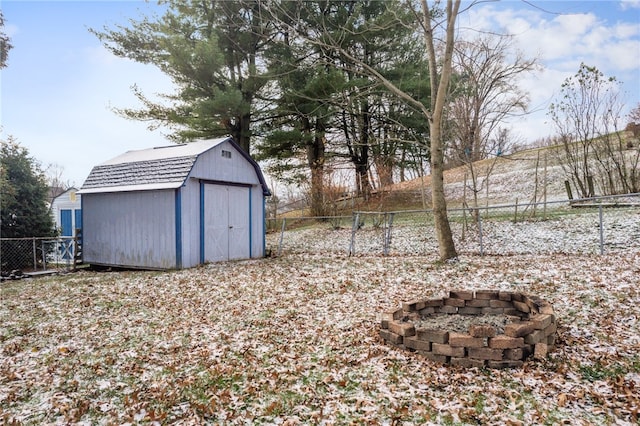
[78, 137, 271, 269]
[50, 187, 82, 237]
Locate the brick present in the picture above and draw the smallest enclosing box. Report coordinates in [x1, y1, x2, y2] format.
[458, 307, 483, 315]
[512, 300, 530, 313]
[468, 347, 504, 361]
[530, 313, 554, 330]
[423, 298, 444, 307]
[438, 305, 459, 314]
[524, 329, 546, 345]
[451, 357, 486, 368]
[402, 300, 425, 312]
[382, 309, 403, 321]
[498, 291, 513, 301]
[417, 328, 449, 344]
[432, 343, 465, 357]
[381, 319, 390, 329]
[511, 293, 525, 302]
[418, 351, 448, 364]
[504, 348, 524, 360]
[468, 324, 496, 338]
[546, 334, 556, 346]
[526, 295, 548, 313]
[450, 290, 474, 300]
[475, 290, 499, 300]
[388, 321, 416, 337]
[490, 299, 514, 308]
[419, 307, 436, 316]
[466, 298, 490, 307]
[504, 322, 534, 338]
[539, 304, 555, 315]
[534, 343, 549, 359]
[379, 329, 403, 345]
[489, 335, 525, 349]
[404, 336, 432, 352]
[449, 332, 486, 348]
[487, 360, 524, 369]
[543, 322, 557, 337]
[444, 298, 466, 307]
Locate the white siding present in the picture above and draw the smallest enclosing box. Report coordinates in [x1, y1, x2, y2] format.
[50, 189, 81, 236]
[82, 190, 177, 269]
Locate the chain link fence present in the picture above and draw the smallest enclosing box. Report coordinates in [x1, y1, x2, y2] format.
[0, 237, 80, 278]
[266, 193, 640, 257]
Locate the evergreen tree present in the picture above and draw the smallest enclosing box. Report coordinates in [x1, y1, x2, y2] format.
[0, 137, 55, 239]
[260, 0, 428, 205]
[0, 11, 12, 69]
[92, 0, 275, 153]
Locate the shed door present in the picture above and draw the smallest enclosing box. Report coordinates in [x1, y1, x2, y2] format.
[60, 209, 72, 237]
[74, 209, 82, 234]
[203, 184, 250, 262]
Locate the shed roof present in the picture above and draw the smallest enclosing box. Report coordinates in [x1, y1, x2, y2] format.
[79, 137, 270, 195]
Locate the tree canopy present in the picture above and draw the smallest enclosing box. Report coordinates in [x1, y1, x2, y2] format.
[0, 11, 12, 69]
[91, 0, 275, 153]
[0, 137, 55, 239]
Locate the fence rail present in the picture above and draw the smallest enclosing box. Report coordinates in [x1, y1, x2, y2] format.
[0, 236, 80, 277]
[267, 193, 640, 257]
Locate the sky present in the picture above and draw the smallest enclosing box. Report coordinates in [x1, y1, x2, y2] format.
[0, 0, 639, 188]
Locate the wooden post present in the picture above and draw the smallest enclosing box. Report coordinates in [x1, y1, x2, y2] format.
[543, 154, 548, 220]
[533, 151, 540, 218]
[514, 198, 518, 223]
[564, 180, 573, 200]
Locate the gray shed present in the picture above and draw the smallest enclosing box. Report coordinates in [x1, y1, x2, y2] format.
[78, 137, 271, 269]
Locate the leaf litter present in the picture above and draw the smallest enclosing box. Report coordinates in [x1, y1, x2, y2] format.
[1, 229, 640, 424]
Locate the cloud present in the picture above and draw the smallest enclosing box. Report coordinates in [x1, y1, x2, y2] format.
[620, 0, 640, 10]
[459, 3, 640, 142]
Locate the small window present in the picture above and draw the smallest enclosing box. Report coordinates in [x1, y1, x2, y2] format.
[221, 150, 232, 159]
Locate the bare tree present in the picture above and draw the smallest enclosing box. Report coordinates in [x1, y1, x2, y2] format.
[446, 35, 537, 166]
[549, 64, 634, 197]
[445, 34, 537, 217]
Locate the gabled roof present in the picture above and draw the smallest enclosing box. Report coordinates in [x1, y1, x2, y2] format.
[79, 137, 270, 195]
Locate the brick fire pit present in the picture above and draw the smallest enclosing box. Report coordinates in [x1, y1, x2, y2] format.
[379, 290, 557, 369]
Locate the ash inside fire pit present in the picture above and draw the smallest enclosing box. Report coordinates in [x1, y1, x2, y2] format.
[379, 290, 557, 369]
[414, 313, 514, 335]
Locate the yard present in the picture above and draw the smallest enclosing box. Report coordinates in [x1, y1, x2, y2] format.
[1, 245, 639, 424]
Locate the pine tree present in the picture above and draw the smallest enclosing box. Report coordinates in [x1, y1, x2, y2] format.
[92, 0, 275, 153]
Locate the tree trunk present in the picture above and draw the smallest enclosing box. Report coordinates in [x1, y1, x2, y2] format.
[430, 117, 457, 260]
[306, 120, 326, 217]
[423, 0, 459, 260]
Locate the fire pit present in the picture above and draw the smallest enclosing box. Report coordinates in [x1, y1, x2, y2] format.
[379, 290, 557, 369]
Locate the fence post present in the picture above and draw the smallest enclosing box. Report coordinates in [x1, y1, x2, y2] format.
[277, 218, 286, 256]
[383, 213, 395, 256]
[41, 240, 47, 270]
[478, 211, 485, 256]
[32, 237, 37, 271]
[599, 204, 604, 255]
[349, 213, 360, 256]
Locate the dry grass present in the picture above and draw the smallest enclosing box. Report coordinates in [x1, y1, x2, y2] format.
[2, 250, 640, 424]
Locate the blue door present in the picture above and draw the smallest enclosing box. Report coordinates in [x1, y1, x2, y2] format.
[60, 209, 72, 237]
[74, 209, 82, 234]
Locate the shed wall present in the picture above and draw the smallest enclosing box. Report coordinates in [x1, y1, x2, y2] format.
[178, 140, 267, 266]
[82, 190, 177, 269]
